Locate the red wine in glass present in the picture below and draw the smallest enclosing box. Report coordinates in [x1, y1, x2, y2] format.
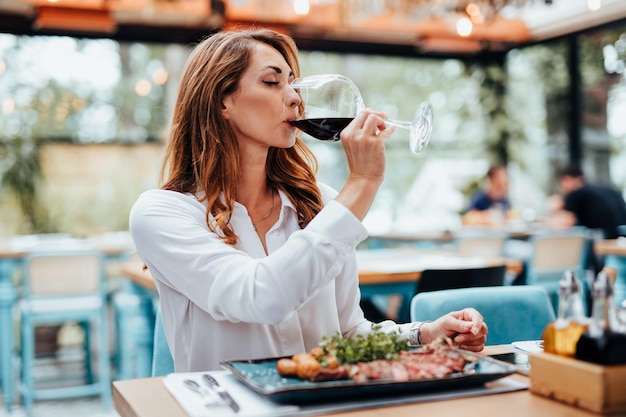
[289, 117, 353, 141]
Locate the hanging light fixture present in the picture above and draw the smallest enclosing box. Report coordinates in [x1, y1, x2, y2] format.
[416, 0, 552, 37]
[416, 0, 554, 20]
[456, 16, 473, 36]
[333, 0, 557, 39]
[424, 0, 555, 36]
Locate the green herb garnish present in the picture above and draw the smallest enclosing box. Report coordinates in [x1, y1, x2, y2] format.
[318, 324, 410, 365]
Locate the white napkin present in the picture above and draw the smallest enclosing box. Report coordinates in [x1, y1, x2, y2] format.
[163, 371, 299, 417]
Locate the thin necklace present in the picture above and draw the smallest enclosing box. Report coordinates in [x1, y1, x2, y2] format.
[252, 190, 275, 231]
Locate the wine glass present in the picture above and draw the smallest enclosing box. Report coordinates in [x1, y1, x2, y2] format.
[288, 74, 433, 154]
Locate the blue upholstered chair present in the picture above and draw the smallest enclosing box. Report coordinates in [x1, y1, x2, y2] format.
[19, 249, 111, 416]
[151, 305, 174, 376]
[410, 285, 556, 345]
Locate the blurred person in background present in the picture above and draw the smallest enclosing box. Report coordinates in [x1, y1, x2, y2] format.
[547, 165, 626, 273]
[463, 164, 513, 226]
[547, 165, 626, 240]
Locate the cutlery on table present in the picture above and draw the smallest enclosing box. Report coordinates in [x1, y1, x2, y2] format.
[183, 379, 228, 410]
[202, 374, 241, 413]
[183, 379, 206, 397]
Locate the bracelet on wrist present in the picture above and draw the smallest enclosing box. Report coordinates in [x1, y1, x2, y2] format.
[410, 321, 431, 346]
[417, 321, 431, 345]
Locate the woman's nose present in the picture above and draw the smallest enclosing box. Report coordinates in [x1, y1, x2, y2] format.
[286, 86, 301, 107]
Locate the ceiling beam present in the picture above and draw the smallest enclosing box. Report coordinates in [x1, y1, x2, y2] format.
[0, 2, 624, 59]
[33, 4, 116, 34]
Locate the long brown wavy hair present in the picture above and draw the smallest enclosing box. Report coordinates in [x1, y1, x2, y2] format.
[160, 29, 323, 245]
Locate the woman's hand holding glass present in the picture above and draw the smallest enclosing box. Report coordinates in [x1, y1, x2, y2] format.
[333, 109, 395, 221]
[341, 109, 394, 183]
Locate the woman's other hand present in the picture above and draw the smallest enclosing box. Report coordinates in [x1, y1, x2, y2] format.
[419, 308, 488, 352]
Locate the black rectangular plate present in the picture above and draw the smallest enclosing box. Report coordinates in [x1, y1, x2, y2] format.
[221, 349, 517, 404]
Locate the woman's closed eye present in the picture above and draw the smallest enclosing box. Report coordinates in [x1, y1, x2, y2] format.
[263, 80, 280, 86]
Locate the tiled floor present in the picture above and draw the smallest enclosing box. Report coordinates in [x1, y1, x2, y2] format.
[1, 348, 121, 417]
[0, 397, 120, 417]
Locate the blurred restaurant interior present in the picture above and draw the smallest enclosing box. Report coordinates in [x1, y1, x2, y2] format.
[0, 0, 624, 237]
[1, 0, 626, 416]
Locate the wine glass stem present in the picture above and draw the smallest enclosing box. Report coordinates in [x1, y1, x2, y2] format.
[384, 119, 411, 130]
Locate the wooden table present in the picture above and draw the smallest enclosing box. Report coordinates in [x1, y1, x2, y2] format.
[594, 238, 626, 257]
[121, 258, 156, 292]
[357, 248, 523, 321]
[365, 225, 537, 250]
[357, 252, 523, 284]
[365, 231, 455, 249]
[112, 346, 596, 417]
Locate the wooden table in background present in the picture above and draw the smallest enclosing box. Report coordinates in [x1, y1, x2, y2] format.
[357, 248, 523, 321]
[358, 257, 523, 284]
[594, 239, 626, 258]
[121, 259, 156, 292]
[365, 225, 537, 250]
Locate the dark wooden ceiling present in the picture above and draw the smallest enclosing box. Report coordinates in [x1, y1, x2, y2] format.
[0, 0, 624, 60]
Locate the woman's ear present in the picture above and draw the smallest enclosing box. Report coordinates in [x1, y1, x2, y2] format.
[221, 96, 232, 120]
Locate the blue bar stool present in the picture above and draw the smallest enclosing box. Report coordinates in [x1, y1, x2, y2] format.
[19, 249, 112, 417]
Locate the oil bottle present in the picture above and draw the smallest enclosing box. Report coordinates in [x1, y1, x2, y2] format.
[575, 268, 626, 365]
[542, 270, 588, 357]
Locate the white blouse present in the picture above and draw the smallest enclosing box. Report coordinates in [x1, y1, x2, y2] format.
[129, 184, 415, 372]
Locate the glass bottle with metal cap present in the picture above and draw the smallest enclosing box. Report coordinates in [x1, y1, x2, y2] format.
[575, 268, 626, 365]
[542, 270, 588, 357]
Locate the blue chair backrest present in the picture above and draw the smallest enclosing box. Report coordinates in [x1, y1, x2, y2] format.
[151, 305, 175, 376]
[411, 286, 556, 345]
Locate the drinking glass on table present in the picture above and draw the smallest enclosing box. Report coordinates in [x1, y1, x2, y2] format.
[288, 74, 433, 154]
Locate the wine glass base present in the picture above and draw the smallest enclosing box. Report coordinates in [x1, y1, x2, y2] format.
[409, 101, 433, 154]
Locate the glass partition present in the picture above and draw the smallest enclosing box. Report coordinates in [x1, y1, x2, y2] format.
[1, 24, 623, 236]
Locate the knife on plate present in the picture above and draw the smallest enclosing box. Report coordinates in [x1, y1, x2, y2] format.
[202, 374, 240, 413]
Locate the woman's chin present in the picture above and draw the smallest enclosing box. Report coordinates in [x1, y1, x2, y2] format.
[277, 134, 297, 148]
